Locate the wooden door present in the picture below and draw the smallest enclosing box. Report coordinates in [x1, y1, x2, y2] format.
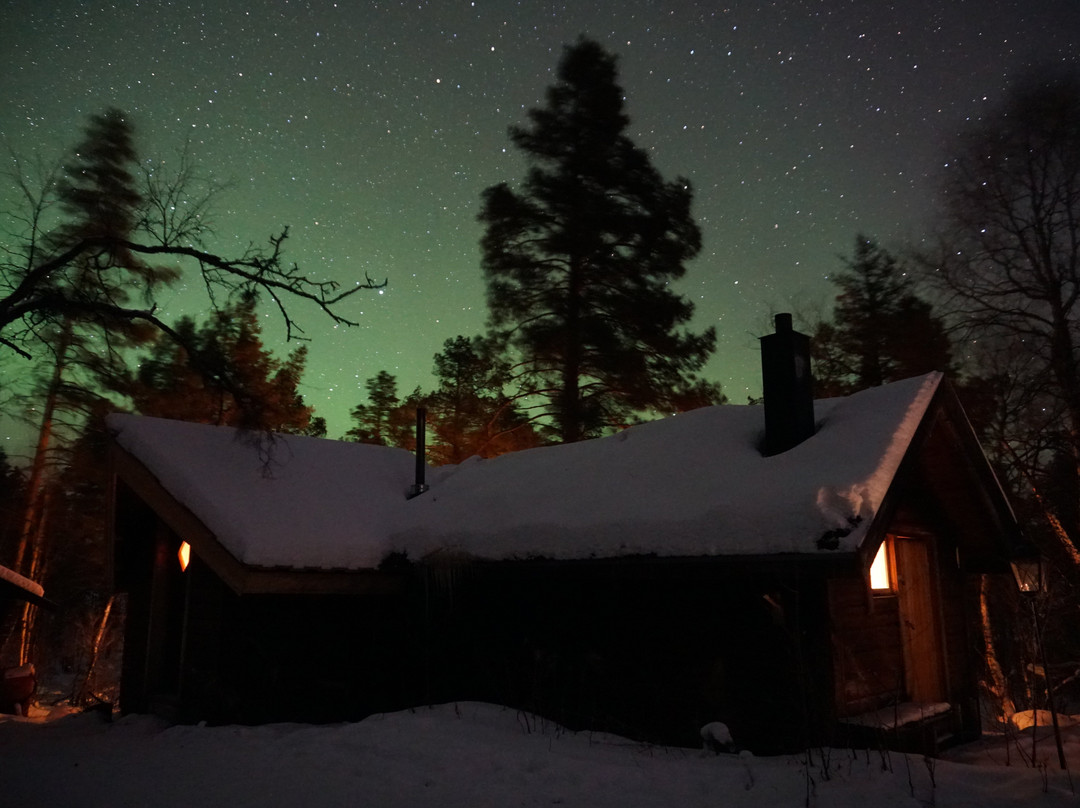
[893, 537, 945, 702]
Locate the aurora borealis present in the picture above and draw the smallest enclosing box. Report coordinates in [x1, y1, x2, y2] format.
[2, 0, 1078, 444]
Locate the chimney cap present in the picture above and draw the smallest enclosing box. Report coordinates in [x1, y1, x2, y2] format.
[774, 312, 793, 332]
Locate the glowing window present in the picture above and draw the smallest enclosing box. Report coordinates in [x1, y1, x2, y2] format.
[178, 541, 191, 572]
[869, 541, 892, 591]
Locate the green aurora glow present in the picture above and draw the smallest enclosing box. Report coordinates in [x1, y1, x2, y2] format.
[2, 0, 1077, 449]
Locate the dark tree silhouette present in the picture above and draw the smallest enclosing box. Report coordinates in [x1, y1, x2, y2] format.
[344, 371, 413, 446]
[478, 38, 717, 443]
[0, 449, 26, 568]
[425, 335, 541, 463]
[0, 108, 381, 362]
[811, 235, 953, 397]
[344, 339, 540, 462]
[925, 71, 1080, 729]
[120, 300, 315, 433]
[928, 70, 1080, 553]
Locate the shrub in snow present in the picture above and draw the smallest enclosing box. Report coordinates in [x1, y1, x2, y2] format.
[700, 721, 734, 754]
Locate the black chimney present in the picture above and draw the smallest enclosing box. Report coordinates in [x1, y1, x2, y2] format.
[409, 406, 429, 498]
[759, 313, 815, 456]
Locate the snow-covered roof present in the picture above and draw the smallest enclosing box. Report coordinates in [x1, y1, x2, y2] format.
[107, 372, 944, 571]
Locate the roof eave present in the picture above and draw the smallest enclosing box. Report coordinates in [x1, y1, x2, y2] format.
[109, 440, 400, 596]
[853, 376, 1023, 575]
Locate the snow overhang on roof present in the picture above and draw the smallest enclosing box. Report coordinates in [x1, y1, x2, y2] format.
[108, 373, 945, 571]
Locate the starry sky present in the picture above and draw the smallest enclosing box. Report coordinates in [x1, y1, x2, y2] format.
[2, 0, 1078, 445]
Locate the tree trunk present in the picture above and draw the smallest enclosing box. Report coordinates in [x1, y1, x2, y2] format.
[979, 575, 1015, 720]
[12, 337, 65, 574]
[71, 594, 116, 707]
[1047, 300, 1080, 544]
[560, 258, 584, 443]
[5, 322, 69, 668]
[17, 487, 52, 667]
[1002, 441, 1080, 576]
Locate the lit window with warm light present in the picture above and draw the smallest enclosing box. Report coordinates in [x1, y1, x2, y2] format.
[869, 540, 892, 592]
[178, 541, 191, 572]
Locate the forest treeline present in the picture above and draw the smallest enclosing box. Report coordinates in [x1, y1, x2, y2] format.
[1, 41, 1078, 722]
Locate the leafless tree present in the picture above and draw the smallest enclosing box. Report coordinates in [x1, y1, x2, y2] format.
[0, 109, 383, 363]
[926, 70, 1080, 550]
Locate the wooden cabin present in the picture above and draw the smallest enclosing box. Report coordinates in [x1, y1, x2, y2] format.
[108, 318, 1022, 753]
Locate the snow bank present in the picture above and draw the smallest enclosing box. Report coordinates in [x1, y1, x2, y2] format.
[108, 373, 942, 570]
[0, 702, 1076, 808]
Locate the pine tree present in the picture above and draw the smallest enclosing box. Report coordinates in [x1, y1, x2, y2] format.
[425, 335, 541, 463]
[122, 300, 314, 433]
[344, 371, 413, 446]
[811, 235, 953, 396]
[57, 110, 139, 244]
[478, 38, 717, 443]
[45, 109, 179, 327]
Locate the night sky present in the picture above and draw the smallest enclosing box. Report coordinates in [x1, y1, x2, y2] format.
[3, 0, 1078, 444]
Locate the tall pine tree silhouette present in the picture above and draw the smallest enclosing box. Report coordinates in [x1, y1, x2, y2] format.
[122, 300, 314, 433]
[50, 108, 178, 318]
[344, 371, 413, 446]
[811, 235, 952, 397]
[479, 38, 717, 443]
[425, 335, 540, 462]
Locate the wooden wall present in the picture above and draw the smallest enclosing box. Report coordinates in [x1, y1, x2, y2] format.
[828, 573, 905, 716]
[406, 559, 835, 753]
[117, 518, 838, 753]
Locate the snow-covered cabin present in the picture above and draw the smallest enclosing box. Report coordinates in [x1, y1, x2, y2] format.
[108, 318, 1022, 753]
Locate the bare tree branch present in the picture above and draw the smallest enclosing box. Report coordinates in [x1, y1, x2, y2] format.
[1, 110, 387, 362]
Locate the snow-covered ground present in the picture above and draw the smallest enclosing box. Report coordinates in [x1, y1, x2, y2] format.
[0, 702, 1076, 807]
